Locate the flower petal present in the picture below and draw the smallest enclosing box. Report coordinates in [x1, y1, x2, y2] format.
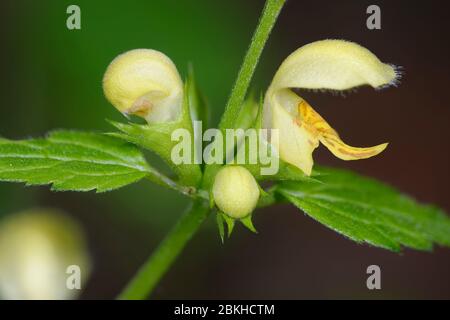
[271, 39, 399, 92]
[271, 95, 319, 175]
[103, 49, 183, 124]
[298, 100, 388, 160]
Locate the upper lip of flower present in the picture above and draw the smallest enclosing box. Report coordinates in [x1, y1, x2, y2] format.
[102, 49, 184, 124]
[263, 39, 398, 176]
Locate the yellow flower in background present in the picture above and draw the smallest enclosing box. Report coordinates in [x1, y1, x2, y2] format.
[103, 49, 184, 124]
[0, 209, 91, 300]
[263, 39, 398, 175]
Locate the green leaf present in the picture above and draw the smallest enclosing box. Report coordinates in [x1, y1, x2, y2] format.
[0, 130, 154, 192]
[230, 94, 319, 184]
[276, 166, 450, 252]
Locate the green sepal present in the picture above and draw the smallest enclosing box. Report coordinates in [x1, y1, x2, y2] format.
[258, 184, 269, 198]
[107, 84, 202, 187]
[209, 190, 215, 209]
[222, 213, 236, 238]
[240, 214, 257, 233]
[257, 185, 277, 208]
[226, 93, 316, 184]
[187, 65, 209, 130]
[235, 131, 316, 184]
[187, 66, 209, 171]
[216, 213, 225, 243]
[234, 91, 259, 130]
[201, 163, 223, 191]
[0, 130, 154, 193]
[252, 92, 264, 130]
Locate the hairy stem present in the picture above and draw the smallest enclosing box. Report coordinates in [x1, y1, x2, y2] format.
[145, 175, 209, 201]
[118, 201, 210, 300]
[203, 0, 286, 188]
[218, 0, 285, 131]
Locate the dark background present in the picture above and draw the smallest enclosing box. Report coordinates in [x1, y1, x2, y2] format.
[0, 0, 449, 299]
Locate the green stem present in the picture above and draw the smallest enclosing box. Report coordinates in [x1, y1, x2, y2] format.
[117, 201, 210, 300]
[145, 175, 209, 201]
[218, 0, 285, 131]
[117, 0, 285, 300]
[203, 0, 286, 188]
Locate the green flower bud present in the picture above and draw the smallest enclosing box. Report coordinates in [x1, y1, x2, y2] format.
[212, 166, 260, 219]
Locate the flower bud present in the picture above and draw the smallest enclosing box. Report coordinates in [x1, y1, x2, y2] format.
[212, 166, 260, 219]
[103, 49, 184, 124]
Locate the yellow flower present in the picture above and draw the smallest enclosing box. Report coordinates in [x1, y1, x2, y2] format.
[0, 209, 91, 300]
[263, 39, 398, 175]
[103, 49, 184, 124]
[212, 166, 260, 219]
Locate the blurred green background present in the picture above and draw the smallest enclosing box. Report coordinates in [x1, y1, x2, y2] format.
[0, 0, 449, 299]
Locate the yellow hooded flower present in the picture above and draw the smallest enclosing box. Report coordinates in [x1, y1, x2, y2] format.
[263, 39, 398, 175]
[103, 49, 184, 124]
